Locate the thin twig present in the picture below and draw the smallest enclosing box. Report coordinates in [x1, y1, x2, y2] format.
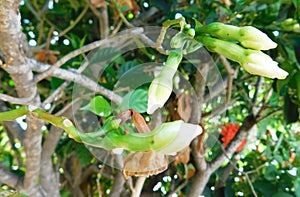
[34, 28, 144, 82]
[256, 109, 281, 123]
[59, 5, 89, 37]
[111, 0, 134, 28]
[0, 89, 37, 105]
[131, 177, 146, 197]
[138, 33, 168, 55]
[24, 0, 41, 20]
[219, 55, 235, 104]
[244, 173, 258, 197]
[202, 98, 238, 119]
[203, 76, 228, 103]
[30, 58, 123, 104]
[42, 59, 90, 108]
[54, 93, 94, 116]
[252, 77, 262, 105]
[167, 165, 189, 196]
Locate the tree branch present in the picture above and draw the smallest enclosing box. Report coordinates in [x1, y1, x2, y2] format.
[29, 58, 123, 104]
[203, 76, 228, 103]
[0, 1, 46, 196]
[219, 55, 235, 104]
[59, 4, 89, 37]
[0, 89, 37, 105]
[109, 156, 125, 197]
[209, 114, 257, 171]
[34, 28, 144, 82]
[0, 163, 22, 190]
[0, 101, 25, 143]
[40, 126, 62, 197]
[131, 177, 146, 197]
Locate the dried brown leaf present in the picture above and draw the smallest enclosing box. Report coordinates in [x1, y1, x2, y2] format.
[174, 147, 190, 165]
[177, 93, 192, 122]
[122, 151, 168, 179]
[131, 109, 151, 133]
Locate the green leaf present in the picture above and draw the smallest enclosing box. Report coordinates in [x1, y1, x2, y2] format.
[272, 192, 294, 197]
[253, 179, 275, 196]
[274, 154, 284, 164]
[89, 47, 121, 64]
[81, 96, 112, 117]
[51, 77, 64, 90]
[60, 189, 71, 197]
[295, 178, 300, 197]
[119, 89, 148, 113]
[264, 165, 277, 181]
[75, 144, 92, 167]
[118, 61, 139, 78]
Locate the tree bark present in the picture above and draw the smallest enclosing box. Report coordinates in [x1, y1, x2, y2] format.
[0, 1, 56, 196]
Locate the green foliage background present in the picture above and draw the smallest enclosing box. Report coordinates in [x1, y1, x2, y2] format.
[0, 0, 300, 196]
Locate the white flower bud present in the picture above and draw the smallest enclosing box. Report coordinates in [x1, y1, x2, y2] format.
[147, 74, 173, 114]
[197, 22, 277, 50]
[242, 50, 288, 79]
[239, 26, 277, 50]
[198, 36, 288, 79]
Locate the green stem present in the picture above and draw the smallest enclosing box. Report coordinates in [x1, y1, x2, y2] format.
[195, 35, 246, 63]
[195, 22, 240, 40]
[158, 49, 183, 80]
[0, 106, 181, 153]
[0, 106, 29, 121]
[156, 17, 186, 47]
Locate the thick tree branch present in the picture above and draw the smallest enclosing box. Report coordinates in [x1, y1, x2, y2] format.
[209, 114, 257, 171]
[40, 126, 62, 197]
[0, 1, 45, 196]
[131, 177, 146, 197]
[188, 63, 210, 196]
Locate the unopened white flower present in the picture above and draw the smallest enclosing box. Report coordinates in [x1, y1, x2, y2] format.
[197, 36, 288, 79]
[105, 120, 202, 155]
[242, 50, 288, 79]
[239, 26, 277, 50]
[147, 75, 173, 114]
[152, 120, 202, 155]
[197, 22, 277, 50]
[157, 122, 202, 155]
[147, 50, 182, 114]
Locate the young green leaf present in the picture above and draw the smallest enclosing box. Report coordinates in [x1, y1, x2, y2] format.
[120, 89, 148, 113]
[81, 96, 112, 117]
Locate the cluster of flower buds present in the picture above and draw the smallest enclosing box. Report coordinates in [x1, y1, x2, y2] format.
[196, 22, 288, 79]
[280, 18, 300, 32]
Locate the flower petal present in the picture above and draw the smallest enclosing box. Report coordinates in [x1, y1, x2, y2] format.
[157, 123, 202, 155]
